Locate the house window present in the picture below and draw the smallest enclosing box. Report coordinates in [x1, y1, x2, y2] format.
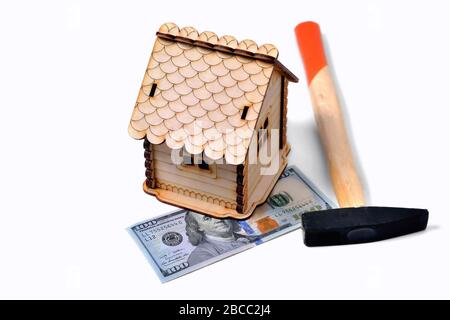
[149, 83, 157, 97]
[177, 152, 217, 178]
[182, 154, 209, 170]
[183, 154, 194, 165]
[198, 160, 209, 170]
[257, 116, 270, 154]
[241, 106, 250, 120]
[263, 117, 269, 135]
[260, 117, 269, 143]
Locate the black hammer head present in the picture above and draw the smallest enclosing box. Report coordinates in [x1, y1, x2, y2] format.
[301, 207, 429, 247]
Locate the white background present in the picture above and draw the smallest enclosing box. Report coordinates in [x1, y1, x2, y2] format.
[0, 0, 449, 299]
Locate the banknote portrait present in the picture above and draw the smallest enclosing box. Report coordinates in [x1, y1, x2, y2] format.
[184, 211, 252, 266]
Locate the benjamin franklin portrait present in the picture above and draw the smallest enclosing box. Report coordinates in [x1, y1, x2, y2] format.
[184, 211, 252, 266]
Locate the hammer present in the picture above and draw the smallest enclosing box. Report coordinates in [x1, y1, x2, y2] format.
[294, 22, 429, 246]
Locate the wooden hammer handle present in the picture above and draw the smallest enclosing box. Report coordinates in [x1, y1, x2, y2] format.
[295, 22, 365, 208]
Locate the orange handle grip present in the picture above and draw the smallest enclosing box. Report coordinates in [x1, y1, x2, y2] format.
[295, 21, 328, 85]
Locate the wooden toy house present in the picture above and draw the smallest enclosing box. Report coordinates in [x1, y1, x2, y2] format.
[128, 23, 298, 219]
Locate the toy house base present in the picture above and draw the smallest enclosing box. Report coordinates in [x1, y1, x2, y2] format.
[143, 144, 290, 219]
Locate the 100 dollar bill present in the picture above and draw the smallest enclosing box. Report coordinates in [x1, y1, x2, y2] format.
[128, 166, 335, 282]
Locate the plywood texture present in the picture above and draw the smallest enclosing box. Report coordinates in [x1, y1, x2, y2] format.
[248, 143, 290, 209]
[143, 140, 155, 188]
[235, 163, 248, 214]
[129, 22, 297, 165]
[149, 142, 238, 207]
[143, 182, 242, 219]
[247, 72, 283, 197]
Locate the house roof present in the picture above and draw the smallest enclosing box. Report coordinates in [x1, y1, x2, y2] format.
[128, 22, 298, 165]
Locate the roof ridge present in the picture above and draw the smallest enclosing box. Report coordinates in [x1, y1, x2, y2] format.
[158, 22, 279, 59]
